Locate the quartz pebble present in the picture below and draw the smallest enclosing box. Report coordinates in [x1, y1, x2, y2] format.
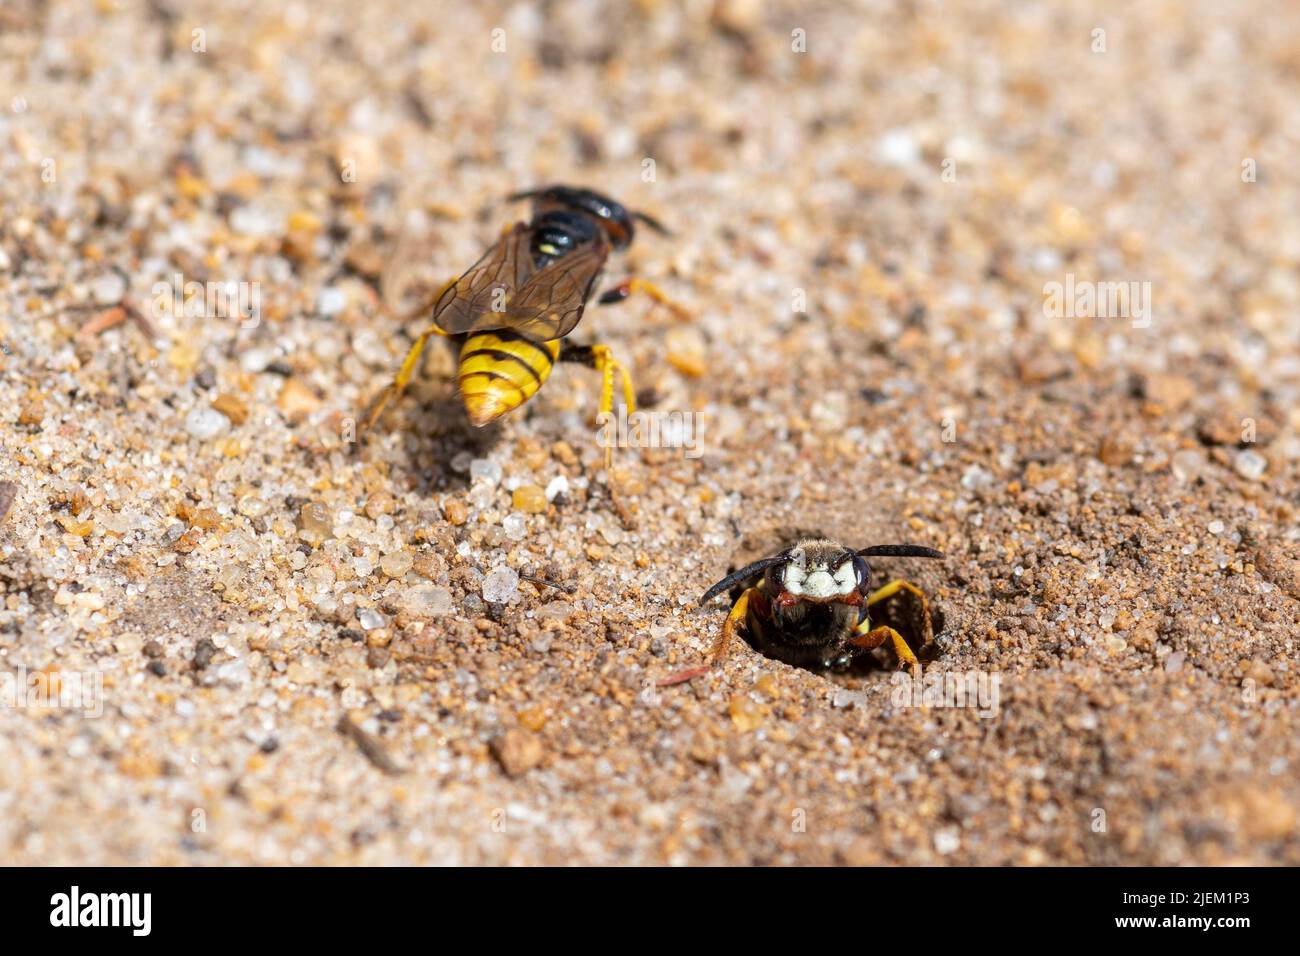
[380, 551, 413, 578]
[396, 585, 452, 619]
[481, 567, 520, 604]
[184, 407, 229, 440]
[357, 608, 387, 630]
[1234, 450, 1267, 481]
[502, 514, 527, 540]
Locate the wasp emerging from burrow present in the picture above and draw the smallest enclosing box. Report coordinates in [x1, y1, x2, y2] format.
[662, 538, 944, 684]
[362, 185, 684, 438]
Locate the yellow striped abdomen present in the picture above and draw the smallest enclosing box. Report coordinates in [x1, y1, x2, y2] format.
[457, 331, 562, 426]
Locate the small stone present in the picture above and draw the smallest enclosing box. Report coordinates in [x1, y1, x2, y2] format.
[380, 551, 413, 578]
[1233, 449, 1267, 481]
[91, 271, 127, 305]
[211, 393, 249, 426]
[239, 347, 275, 374]
[502, 513, 527, 541]
[278, 378, 322, 421]
[960, 464, 994, 491]
[469, 458, 502, 486]
[1015, 350, 1069, 385]
[467, 482, 495, 509]
[237, 494, 269, 518]
[877, 128, 919, 167]
[481, 567, 520, 604]
[358, 608, 387, 631]
[534, 601, 573, 621]
[728, 695, 765, 732]
[512, 485, 547, 514]
[296, 502, 333, 543]
[1170, 449, 1204, 483]
[1141, 372, 1196, 411]
[1163, 651, 1185, 674]
[933, 827, 961, 855]
[489, 729, 545, 777]
[545, 476, 569, 501]
[364, 493, 395, 519]
[193, 638, 218, 670]
[1098, 435, 1132, 467]
[168, 341, 200, 375]
[395, 585, 453, 619]
[184, 407, 229, 441]
[1244, 660, 1275, 687]
[442, 499, 468, 526]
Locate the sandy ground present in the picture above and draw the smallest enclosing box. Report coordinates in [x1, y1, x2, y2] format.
[1, 0, 1298, 865]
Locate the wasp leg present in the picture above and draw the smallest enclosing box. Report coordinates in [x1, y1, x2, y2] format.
[597, 278, 689, 321]
[866, 578, 934, 645]
[559, 342, 636, 468]
[850, 623, 921, 678]
[360, 278, 458, 436]
[656, 586, 759, 687]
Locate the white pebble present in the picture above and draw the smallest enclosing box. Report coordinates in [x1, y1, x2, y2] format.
[184, 407, 230, 440]
[470, 458, 502, 486]
[545, 475, 569, 501]
[502, 514, 527, 541]
[1234, 449, 1267, 481]
[317, 286, 347, 317]
[357, 607, 386, 630]
[481, 566, 520, 604]
[239, 347, 275, 373]
[91, 271, 127, 305]
[933, 827, 961, 855]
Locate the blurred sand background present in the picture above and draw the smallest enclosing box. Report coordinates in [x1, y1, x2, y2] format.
[1, 0, 1298, 864]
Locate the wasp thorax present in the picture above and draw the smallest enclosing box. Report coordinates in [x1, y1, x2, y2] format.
[778, 539, 858, 601]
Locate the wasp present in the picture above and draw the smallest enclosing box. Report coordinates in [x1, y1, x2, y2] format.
[664, 538, 944, 684]
[363, 185, 682, 436]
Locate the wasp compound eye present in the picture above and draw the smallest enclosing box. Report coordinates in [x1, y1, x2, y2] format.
[852, 554, 872, 591]
[765, 558, 790, 592]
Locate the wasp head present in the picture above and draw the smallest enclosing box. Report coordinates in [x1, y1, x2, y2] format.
[767, 539, 866, 605]
[510, 184, 669, 251]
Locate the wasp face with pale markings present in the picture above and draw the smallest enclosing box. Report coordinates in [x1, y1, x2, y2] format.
[697, 537, 944, 672]
[769, 541, 865, 602]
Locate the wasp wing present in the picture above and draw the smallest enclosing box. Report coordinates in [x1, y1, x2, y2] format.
[431, 223, 535, 334]
[482, 238, 609, 342]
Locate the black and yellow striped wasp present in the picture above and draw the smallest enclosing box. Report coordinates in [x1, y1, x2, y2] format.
[363, 185, 682, 439]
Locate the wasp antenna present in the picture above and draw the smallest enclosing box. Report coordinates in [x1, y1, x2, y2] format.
[633, 211, 672, 237]
[857, 544, 945, 559]
[698, 554, 787, 606]
[505, 187, 548, 202]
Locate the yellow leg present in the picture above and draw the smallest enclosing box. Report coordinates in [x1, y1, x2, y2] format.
[710, 586, 757, 665]
[866, 578, 934, 645]
[655, 586, 757, 687]
[851, 623, 921, 678]
[361, 277, 457, 435]
[599, 278, 689, 321]
[587, 344, 637, 417]
[583, 344, 636, 469]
